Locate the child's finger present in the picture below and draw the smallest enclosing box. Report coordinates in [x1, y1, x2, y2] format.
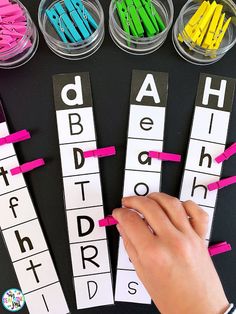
[113, 207, 156, 253]
[182, 201, 209, 239]
[121, 196, 177, 237]
[116, 224, 140, 268]
[147, 193, 192, 234]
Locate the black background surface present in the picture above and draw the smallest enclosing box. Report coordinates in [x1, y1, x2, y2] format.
[0, 1, 236, 313]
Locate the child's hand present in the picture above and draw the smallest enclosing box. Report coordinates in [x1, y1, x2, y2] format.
[113, 193, 229, 314]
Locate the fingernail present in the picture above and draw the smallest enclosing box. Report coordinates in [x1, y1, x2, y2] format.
[112, 208, 119, 219]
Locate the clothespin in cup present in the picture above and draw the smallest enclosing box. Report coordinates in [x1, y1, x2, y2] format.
[70, 0, 97, 33]
[141, 0, 165, 32]
[116, 0, 138, 37]
[0, 12, 26, 23]
[46, 8, 69, 43]
[191, 1, 217, 44]
[0, 0, 10, 8]
[64, 0, 90, 39]
[0, 34, 13, 48]
[125, 0, 144, 37]
[202, 4, 223, 48]
[54, 2, 82, 42]
[0, 3, 22, 17]
[209, 16, 232, 50]
[133, 0, 156, 36]
[178, 1, 210, 43]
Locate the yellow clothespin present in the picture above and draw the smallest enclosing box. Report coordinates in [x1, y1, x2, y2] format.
[209, 16, 232, 50]
[199, 1, 217, 31]
[191, 1, 217, 43]
[202, 4, 223, 48]
[179, 1, 209, 42]
[207, 12, 225, 48]
[196, 17, 211, 46]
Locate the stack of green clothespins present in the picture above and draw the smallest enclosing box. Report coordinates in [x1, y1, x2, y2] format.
[116, 0, 166, 38]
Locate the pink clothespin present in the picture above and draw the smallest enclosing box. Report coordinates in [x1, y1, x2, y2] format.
[0, 35, 12, 48]
[208, 242, 232, 257]
[0, 13, 26, 24]
[0, 129, 30, 146]
[208, 176, 236, 191]
[0, 29, 24, 39]
[0, 0, 10, 8]
[0, 4, 22, 17]
[84, 146, 116, 158]
[215, 143, 236, 163]
[10, 158, 45, 176]
[0, 39, 31, 59]
[1, 23, 27, 33]
[99, 216, 118, 227]
[149, 151, 182, 162]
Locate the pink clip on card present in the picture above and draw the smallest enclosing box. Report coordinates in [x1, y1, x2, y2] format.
[208, 176, 236, 191]
[99, 216, 118, 227]
[208, 242, 232, 257]
[10, 158, 45, 175]
[215, 143, 236, 163]
[84, 146, 116, 158]
[0, 129, 30, 145]
[149, 151, 182, 162]
[0, 129, 31, 145]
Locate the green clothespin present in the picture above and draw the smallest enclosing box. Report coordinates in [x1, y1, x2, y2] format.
[140, 0, 159, 33]
[141, 0, 165, 32]
[116, 0, 138, 37]
[125, 0, 144, 37]
[133, 0, 156, 37]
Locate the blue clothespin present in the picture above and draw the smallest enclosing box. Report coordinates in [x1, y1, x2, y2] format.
[71, 0, 97, 31]
[54, 2, 82, 42]
[64, 0, 90, 39]
[46, 8, 76, 43]
[46, 8, 68, 43]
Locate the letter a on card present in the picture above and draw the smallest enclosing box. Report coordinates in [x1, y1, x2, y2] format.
[52, 73, 114, 310]
[115, 70, 168, 304]
[179, 73, 235, 244]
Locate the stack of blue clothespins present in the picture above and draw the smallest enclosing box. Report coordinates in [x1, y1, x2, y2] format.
[46, 0, 98, 43]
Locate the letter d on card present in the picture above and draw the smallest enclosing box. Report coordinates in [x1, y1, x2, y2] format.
[53, 73, 114, 310]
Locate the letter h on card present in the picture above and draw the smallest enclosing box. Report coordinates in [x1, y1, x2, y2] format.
[180, 73, 235, 244]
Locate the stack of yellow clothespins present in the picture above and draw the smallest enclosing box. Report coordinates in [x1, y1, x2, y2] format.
[178, 1, 231, 51]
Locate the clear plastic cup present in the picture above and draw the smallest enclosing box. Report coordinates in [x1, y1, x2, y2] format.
[109, 0, 174, 55]
[0, 0, 39, 69]
[38, 0, 104, 60]
[172, 0, 236, 65]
